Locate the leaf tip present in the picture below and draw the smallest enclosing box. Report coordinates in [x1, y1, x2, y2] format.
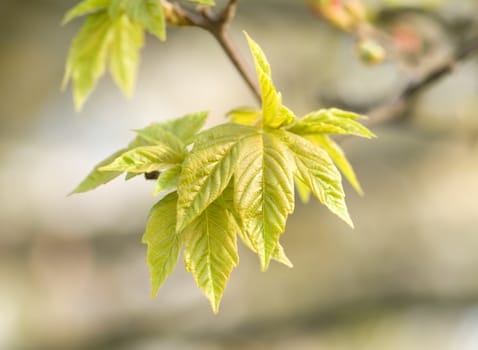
[150, 285, 159, 299]
[67, 189, 78, 197]
[61, 15, 71, 26]
[279, 255, 294, 268]
[73, 89, 88, 112]
[260, 257, 271, 272]
[343, 213, 355, 229]
[242, 30, 253, 45]
[210, 300, 220, 314]
[355, 185, 364, 196]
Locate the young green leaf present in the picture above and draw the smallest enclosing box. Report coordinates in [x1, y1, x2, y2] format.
[222, 181, 293, 268]
[110, 0, 166, 41]
[226, 106, 261, 125]
[62, 0, 110, 25]
[109, 14, 144, 97]
[100, 144, 184, 173]
[183, 197, 238, 313]
[142, 192, 182, 296]
[289, 108, 375, 138]
[133, 127, 186, 156]
[70, 148, 127, 194]
[283, 131, 353, 227]
[238, 228, 293, 268]
[176, 123, 255, 232]
[273, 242, 293, 268]
[63, 12, 115, 110]
[125, 172, 141, 180]
[295, 176, 311, 204]
[159, 111, 209, 144]
[186, 0, 216, 5]
[234, 130, 295, 270]
[278, 105, 297, 127]
[244, 32, 284, 128]
[153, 165, 181, 196]
[308, 134, 363, 195]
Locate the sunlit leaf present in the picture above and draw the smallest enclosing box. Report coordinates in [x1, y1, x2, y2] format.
[153, 165, 181, 195]
[183, 197, 238, 313]
[63, 12, 114, 110]
[70, 148, 127, 194]
[125, 172, 140, 180]
[234, 129, 295, 270]
[62, 0, 110, 25]
[160, 111, 209, 144]
[176, 123, 255, 231]
[273, 242, 293, 267]
[142, 192, 182, 296]
[133, 127, 186, 156]
[222, 181, 292, 267]
[110, 0, 166, 40]
[186, 0, 216, 5]
[295, 176, 311, 204]
[226, 106, 261, 125]
[308, 134, 363, 195]
[244, 32, 284, 128]
[278, 104, 297, 127]
[283, 131, 353, 227]
[100, 144, 184, 173]
[290, 108, 375, 138]
[109, 14, 144, 97]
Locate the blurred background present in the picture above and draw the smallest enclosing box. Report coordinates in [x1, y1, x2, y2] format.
[1, 0, 478, 349]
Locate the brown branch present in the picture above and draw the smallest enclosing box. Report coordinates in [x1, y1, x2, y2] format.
[162, 0, 261, 103]
[208, 30, 261, 103]
[366, 36, 478, 127]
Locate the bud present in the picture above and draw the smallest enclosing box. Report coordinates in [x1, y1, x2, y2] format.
[162, 0, 191, 26]
[356, 38, 387, 65]
[391, 24, 422, 55]
[344, 0, 366, 22]
[308, 0, 367, 31]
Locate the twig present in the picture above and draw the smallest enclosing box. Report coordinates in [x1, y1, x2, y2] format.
[162, 0, 261, 103]
[366, 36, 478, 126]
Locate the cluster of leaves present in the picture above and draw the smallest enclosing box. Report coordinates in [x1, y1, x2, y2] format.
[72, 32, 374, 312]
[62, 0, 215, 110]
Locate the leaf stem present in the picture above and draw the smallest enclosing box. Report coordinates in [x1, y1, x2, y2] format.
[162, 0, 261, 103]
[209, 29, 261, 103]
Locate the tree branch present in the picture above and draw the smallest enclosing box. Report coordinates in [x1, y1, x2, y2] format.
[366, 36, 478, 126]
[162, 0, 261, 103]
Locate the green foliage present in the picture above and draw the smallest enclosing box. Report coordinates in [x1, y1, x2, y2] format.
[142, 191, 181, 296]
[234, 129, 295, 270]
[289, 108, 374, 138]
[184, 196, 238, 313]
[63, 0, 216, 110]
[226, 106, 261, 125]
[69, 148, 127, 194]
[176, 123, 251, 232]
[309, 134, 364, 195]
[187, 0, 216, 4]
[109, 0, 166, 40]
[72, 33, 374, 312]
[245, 32, 294, 128]
[71, 111, 206, 194]
[63, 0, 110, 24]
[283, 131, 352, 227]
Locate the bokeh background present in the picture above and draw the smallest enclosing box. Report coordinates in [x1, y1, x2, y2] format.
[1, 0, 478, 349]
